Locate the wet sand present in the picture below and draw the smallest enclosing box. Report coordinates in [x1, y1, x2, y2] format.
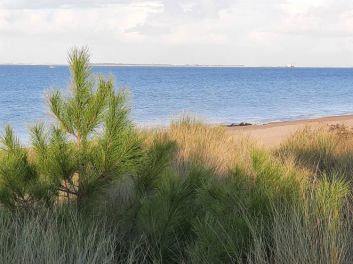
[225, 115, 353, 148]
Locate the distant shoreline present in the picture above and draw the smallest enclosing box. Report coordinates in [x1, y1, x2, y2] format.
[1, 64, 353, 68]
[0, 63, 245, 67]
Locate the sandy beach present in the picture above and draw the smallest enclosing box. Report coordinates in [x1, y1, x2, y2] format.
[225, 114, 353, 148]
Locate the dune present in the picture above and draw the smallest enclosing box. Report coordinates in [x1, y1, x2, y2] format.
[225, 114, 353, 148]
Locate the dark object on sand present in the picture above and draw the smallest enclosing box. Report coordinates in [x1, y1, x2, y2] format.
[226, 122, 252, 127]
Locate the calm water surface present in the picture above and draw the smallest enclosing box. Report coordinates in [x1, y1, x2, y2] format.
[0, 66, 353, 142]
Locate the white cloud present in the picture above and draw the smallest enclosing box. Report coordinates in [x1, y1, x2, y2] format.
[0, 0, 352, 66]
[0, 0, 133, 9]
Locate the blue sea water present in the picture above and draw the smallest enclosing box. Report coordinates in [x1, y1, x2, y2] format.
[1, 65, 353, 142]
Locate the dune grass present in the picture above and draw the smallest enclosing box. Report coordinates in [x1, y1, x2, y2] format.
[278, 126, 353, 178]
[0, 118, 352, 263]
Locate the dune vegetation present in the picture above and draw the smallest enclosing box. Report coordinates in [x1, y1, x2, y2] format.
[0, 48, 352, 263]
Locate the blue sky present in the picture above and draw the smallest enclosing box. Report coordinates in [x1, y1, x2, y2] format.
[0, 0, 352, 66]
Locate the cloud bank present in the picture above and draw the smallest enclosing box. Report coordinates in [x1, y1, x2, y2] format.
[0, 0, 352, 66]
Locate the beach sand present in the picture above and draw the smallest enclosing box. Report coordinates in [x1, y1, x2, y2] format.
[225, 114, 353, 148]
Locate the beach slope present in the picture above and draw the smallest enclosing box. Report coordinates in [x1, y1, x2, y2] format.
[225, 115, 353, 147]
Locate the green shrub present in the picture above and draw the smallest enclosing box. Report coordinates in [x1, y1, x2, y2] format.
[0, 126, 52, 209]
[187, 149, 304, 263]
[111, 139, 202, 263]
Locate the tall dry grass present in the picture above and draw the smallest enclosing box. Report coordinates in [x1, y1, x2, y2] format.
[247, 175, 352, 264]
[278, 126, 353, 178]
[0, 208, 118, 264]
[146, 117, 255, 176]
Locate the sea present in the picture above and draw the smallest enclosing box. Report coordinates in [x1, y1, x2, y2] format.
[1, 65, 353, 142]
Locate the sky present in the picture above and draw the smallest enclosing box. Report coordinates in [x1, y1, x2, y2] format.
[0, 0, 352, 66]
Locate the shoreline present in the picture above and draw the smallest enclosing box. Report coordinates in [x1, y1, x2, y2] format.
[225, 114, 353, 147]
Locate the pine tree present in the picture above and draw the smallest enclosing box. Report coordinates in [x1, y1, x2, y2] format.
[0, 126, 52, 209]
[0, 47, 142, 208]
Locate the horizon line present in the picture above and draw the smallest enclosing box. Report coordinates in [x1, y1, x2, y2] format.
[0, 63, 353, 68]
